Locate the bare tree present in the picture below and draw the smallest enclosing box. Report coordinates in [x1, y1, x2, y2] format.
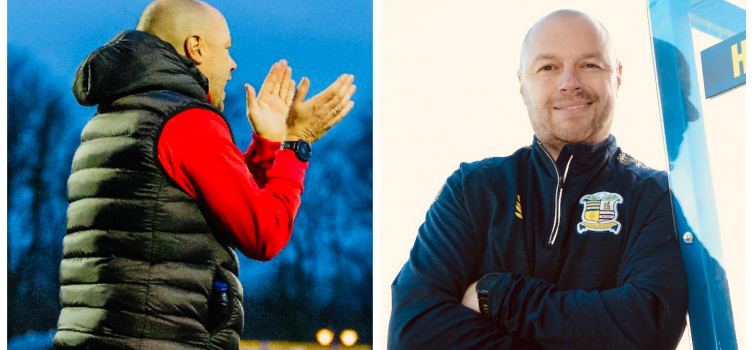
[7, 47, 78, 338]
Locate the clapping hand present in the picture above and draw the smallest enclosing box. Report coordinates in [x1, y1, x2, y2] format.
[245, 60, 295, 142]
[285, 74, 356, 143]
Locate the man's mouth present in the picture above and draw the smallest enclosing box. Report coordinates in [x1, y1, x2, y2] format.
[554, 102, 593, 110]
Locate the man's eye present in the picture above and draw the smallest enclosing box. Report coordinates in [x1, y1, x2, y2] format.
[541, 66, 554, 71]
[585, 63, 598, 68]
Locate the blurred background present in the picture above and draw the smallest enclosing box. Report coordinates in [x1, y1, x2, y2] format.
[7, 1, 373, 349]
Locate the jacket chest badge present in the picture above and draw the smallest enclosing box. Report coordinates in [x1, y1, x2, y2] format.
[577, 192, 623, 235]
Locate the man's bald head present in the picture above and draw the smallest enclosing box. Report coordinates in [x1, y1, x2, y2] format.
[136, 0, 225, 56]
[519, 10, 618, 73]
[136, 0, 236, 110]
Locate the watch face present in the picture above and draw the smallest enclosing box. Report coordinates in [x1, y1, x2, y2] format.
[476, 273, 501, 294]
[297, 141, 311, 161]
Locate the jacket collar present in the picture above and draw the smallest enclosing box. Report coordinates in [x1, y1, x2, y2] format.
[532, 134, 618, 181]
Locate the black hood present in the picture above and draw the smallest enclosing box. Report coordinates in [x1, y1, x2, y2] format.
[73, 30, 210, 106]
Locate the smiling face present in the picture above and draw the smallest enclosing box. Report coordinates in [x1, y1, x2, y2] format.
[518, 11, 622, 156]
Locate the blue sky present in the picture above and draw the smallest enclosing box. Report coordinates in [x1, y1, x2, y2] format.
[8, 0, 373, 124]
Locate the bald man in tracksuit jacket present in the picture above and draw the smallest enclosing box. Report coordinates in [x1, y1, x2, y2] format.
[388, 135, 688, 349]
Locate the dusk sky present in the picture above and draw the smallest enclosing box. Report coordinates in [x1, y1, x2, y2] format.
[8, 0, 373, 130]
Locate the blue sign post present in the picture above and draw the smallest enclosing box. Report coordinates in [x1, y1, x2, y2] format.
[648, 0, 744, 348]
[700, 30, 746, 98]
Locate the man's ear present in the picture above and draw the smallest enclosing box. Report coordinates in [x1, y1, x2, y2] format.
[184, 34, 203, 64]
[616, 63, 623, 92]
[517, 70, 525, 102]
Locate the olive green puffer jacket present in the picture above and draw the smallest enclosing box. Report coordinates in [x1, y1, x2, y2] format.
[54, 30, 244, 350]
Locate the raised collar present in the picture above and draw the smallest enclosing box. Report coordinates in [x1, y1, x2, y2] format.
[532, 134, 618, 181]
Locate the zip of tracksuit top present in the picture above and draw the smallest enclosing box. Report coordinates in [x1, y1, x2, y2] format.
[388, 134, 688, 350]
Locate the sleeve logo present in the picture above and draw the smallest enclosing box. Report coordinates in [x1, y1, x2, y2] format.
[577, 192, 623, 235]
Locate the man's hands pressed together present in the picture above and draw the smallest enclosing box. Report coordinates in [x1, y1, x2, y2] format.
[245, 60, 356, 145]
[245, 60, 294, 143]
[286, 74, 356, 143]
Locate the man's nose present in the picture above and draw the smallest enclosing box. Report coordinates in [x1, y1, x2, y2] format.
[230, 57, 237, 72]
[558, 68, 583, 92]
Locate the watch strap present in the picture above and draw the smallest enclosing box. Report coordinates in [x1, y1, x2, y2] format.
[280, 141, 298, 151]
[476, 272, 501, 318]
[478, 295, 491, 318]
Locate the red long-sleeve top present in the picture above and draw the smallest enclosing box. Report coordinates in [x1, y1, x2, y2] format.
[157, 108, 307, 261]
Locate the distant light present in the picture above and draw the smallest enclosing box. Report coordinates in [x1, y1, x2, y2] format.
[340, 329, 358, 347]
[317, 329, 334, 346]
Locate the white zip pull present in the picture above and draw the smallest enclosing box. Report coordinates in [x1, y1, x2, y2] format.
[548, 155, 574, 245]
[537, 141, 562, 246]
[562, 155, 574, 182]
[550, 188, 564, 244]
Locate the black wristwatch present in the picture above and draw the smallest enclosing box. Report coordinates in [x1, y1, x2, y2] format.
[281, 140, 311, 162]
[476, 272, 501, 318]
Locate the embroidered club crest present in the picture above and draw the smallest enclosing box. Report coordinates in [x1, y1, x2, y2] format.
[577, 192, 623, 235]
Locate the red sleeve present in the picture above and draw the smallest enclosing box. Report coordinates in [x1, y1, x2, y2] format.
[243, 133, 281, 187]
[158, 108, 308, 261]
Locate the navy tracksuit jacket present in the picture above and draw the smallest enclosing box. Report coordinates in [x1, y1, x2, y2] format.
[388, 135, 688, 349]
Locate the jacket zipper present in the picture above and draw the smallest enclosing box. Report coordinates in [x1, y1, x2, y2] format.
[537, 141, 573, 245]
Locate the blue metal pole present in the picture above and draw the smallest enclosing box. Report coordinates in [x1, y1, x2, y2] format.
[647, 0, 739, 348]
